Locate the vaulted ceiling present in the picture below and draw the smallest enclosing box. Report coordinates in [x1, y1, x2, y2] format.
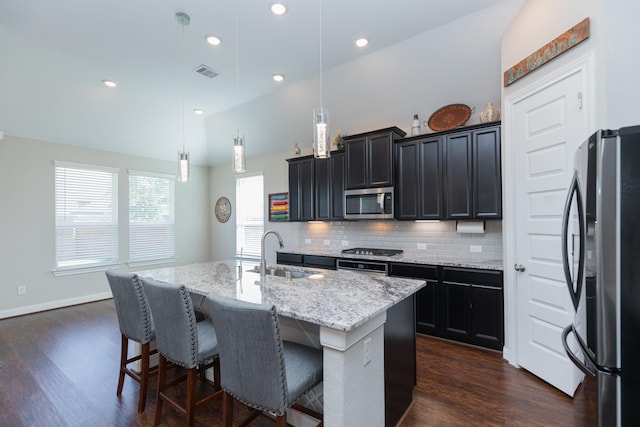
[0, 0, 510, 166]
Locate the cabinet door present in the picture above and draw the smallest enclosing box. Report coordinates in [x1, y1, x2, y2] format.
[470, 284, 504, 350]
[416, 279, 439, 334]
[288, 157, 315, 221]
[346, 137, 367, 189]
[303, 255, 336, 270]
[473, 126, 502, 218]
[299, 158, 315, 221]
[418, 137, 443, 219]
[330, 152, 345, 220]
[395, 141, 419, 219]
[368, 133, 394, 187]
[276, 252, 303, 266]
[442, 281, 471, 339]
[444, 132, 472, 219]
[288, 160, 302, 221]
[315, 157, 331, 220]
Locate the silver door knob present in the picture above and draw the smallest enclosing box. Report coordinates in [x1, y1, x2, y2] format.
[514, 264, 526, 272]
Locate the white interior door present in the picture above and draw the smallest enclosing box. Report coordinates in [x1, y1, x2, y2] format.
[508, 57, 593, 396]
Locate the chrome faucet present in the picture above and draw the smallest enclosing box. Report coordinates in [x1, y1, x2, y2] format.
[260, 230, 284, 277]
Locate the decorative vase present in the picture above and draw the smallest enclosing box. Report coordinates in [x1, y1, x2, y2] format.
[480, 102, 501, 123]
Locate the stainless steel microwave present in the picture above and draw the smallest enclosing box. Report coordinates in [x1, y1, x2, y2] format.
[344, 187, 394, 219]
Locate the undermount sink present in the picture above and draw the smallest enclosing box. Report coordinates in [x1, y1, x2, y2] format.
[247, 266, 312, 279]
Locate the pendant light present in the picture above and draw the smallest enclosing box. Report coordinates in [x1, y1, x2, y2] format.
[176, 12, 190, 183]
[232, 2, 247, 173]
[313, 0, 329, 159]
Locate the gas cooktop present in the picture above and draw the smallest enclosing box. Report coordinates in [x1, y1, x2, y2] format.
[341, 247, 404, 257]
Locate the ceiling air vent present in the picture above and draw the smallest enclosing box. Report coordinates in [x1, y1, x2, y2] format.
[194, 64, 219, 79]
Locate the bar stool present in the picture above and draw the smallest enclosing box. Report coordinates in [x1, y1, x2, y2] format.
[105, 270, 157, 413]
[207, 294, 323, 427]
[141, 277, 222, 427]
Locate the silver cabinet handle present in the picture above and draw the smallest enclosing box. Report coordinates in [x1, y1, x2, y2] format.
[514, 264, 526, 272]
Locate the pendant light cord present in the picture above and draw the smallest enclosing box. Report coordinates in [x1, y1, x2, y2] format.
[181, 17, 186, 153]
[236, 1, 240, 137]
[319, 0, 323, 110]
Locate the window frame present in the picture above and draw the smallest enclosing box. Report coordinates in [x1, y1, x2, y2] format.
[127, 169, 177, 267]
[235, 173, 264, 259]
[53, 161, 119, 276]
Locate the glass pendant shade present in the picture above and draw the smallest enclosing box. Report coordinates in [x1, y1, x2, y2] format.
[233, 134, 246, 173]
[178, 151, 190, 183]
[313, 107, 330, 159]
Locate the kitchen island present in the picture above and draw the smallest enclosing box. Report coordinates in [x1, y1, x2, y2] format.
[138, 259, 425, 427]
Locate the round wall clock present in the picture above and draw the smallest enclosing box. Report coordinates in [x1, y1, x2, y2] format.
[214, 197, 232, 223]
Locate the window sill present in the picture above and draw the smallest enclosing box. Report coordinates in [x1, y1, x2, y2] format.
[127, 258, 177, 269]
[52, 263, 120, 277]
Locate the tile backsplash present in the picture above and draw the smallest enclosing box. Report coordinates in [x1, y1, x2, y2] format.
[299, 220, 503, 261]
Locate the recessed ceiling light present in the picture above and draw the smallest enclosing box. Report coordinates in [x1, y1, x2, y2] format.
[272, 74, 285, 82]
[205, 34, 222, 46]
[355, 38, 369, 48]
[270, 3, 287, 16]
[193, 108, 204, 115]
[102, 79, 117, 88]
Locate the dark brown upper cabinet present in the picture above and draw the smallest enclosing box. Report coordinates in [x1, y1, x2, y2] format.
[443, 123, 501, 219]
[344, 127, 406, 189]
[395, 136, 443, 220]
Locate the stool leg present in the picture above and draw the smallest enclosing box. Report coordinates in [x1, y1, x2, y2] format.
[186, 368, 197, 427]
[117, 334, 128, 396]
[153, 354, 167, 427]
[276, 414, 287, 427]
[213, 356, 221, 390]
[223, 391, 234, 427]
[138, 342, 150, 412]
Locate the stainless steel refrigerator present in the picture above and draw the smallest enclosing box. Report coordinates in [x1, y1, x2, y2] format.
[561, 126, 640, 426]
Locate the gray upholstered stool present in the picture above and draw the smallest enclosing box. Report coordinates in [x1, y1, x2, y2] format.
[105, 270, 157, 413]
[141, 277, 222, 427]
[207, 294, 323, 427]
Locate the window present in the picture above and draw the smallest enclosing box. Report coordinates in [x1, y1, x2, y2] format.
[129, 170, 176, 265]
[55, 162, 118, 272]
[236, 174, 264, 258]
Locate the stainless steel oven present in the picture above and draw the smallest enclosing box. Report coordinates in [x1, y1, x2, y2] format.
[337, 259, 389, 274]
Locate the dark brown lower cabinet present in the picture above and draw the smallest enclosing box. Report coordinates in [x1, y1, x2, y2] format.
[390, 263, 504, 351]
[441, 267, 504, 350]
[275, 252, 336, 270]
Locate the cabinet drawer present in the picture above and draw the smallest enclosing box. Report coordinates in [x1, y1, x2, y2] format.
[303, 255, 336, 270]
[389, 263, 438, 280]
[441, 267, 502, 288]
[276, 252, 303, 266]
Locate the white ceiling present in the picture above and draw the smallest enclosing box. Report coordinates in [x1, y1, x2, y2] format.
[0, 0, 508, 167]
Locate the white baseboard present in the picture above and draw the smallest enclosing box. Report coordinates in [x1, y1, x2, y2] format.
[0, 291, 113, 319]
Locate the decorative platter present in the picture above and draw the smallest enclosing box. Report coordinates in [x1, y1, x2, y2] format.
[427, 104, 472, 131]
[214, 197, 232, 223]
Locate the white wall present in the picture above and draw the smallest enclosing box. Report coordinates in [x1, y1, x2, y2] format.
[0, 135, 211, 317]
[501, 0, 640, 129]
[500, 0, 640, 362]
[205, 1, 524, 164]
[209, 151, 300, 264]
[207, 1, 524, 262]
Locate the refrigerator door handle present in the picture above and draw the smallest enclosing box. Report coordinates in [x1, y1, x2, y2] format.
[561, 172, 586, 311]
[562, 324, 597, 376]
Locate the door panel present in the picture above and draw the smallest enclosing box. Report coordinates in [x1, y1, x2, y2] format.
[512, 66, 590, 396]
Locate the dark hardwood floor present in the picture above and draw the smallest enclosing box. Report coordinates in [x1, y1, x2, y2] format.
[0, 300, 596, 426]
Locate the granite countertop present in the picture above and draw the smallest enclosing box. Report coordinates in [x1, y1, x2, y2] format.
[279, 248, 504, 271]
[137, 259, 425, 332]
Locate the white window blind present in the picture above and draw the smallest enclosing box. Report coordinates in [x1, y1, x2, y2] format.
[55, 162, 118, 271]
[236, 174, 264, 258]
[129, 171, 176, 264]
